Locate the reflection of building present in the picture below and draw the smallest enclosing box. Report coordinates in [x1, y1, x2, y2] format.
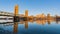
[20, 21, 24, 24]
[36, 20, 55, 25]
[29, 20, 34, 23]
[56, 20, 60, 24]
[47, 20, 51, 24]
[14, 23, 18, 33]
[47, 20, 54, 24]
[25, 21, 28, 29]
[36, 20, 46, 25]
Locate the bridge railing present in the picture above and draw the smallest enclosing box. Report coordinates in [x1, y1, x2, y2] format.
[0, 11, 14, 16]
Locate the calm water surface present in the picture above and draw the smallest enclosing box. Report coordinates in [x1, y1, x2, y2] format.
[0, 20, 60, 34]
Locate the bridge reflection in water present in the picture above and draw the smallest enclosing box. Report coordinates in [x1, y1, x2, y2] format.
[13, 20, 60, 33]
[0, 20, 60, 34]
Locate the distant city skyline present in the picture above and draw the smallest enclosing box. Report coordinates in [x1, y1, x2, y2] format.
[0, 0, 60, 16]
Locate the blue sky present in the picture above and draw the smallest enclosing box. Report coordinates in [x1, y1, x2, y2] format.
[0, 0, 60, 16]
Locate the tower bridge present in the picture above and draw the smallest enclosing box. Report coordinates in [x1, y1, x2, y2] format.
[0, 5, 29, 22]
[0, 4, 60, 23]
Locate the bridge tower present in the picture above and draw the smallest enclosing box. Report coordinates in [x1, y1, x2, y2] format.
[14, 5, 19, 33]
[25, 10, 28, 17]
[14, 5, 19, 22]
[25, 10, 28, 21]
[23, 10, 28, 21]
[14, 5, 18, 16]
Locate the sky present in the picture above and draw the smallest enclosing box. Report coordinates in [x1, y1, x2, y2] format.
[0, 0, 60, 16]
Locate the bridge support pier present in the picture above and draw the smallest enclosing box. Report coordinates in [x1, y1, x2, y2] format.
[14, 16, 20, 22]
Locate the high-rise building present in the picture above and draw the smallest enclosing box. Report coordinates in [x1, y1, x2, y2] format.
[47, 13, 51, 20]
[47, 13, 51, 18]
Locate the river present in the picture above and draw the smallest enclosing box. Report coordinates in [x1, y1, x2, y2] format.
[0, 20, 60, 34]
